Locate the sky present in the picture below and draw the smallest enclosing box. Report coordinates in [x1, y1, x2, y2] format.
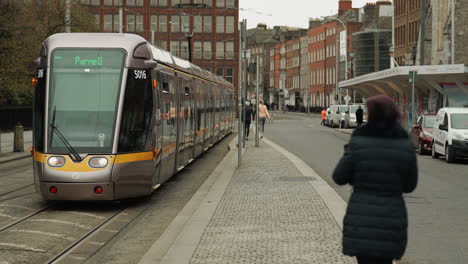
[239, 0, 380, 29]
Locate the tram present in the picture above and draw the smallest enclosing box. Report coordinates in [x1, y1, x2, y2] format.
[32, 33, 235, 200]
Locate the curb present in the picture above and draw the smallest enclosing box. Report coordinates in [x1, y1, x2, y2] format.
[0, 153, 31, 164]
[138, 136, 241, 264]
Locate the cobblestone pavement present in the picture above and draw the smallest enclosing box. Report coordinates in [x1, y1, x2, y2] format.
[189, 141, 355, 264]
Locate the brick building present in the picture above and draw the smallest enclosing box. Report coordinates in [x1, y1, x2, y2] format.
[394, 0, 422, 65]
[81, 0, 239, 89]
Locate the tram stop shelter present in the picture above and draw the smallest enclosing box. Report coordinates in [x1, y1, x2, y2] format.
[339, 64, 468, 128]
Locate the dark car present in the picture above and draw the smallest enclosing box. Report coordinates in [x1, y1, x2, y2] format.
[410, 114, 436, 154]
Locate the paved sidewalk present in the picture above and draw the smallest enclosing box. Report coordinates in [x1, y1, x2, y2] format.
[140, 137, 355, 264]
[0, 131, 32, 163]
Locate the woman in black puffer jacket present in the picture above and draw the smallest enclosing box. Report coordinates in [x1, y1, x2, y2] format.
[332, 95, 418, 264]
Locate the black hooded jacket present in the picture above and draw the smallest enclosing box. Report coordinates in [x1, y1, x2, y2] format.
[332, 122, 418, 259]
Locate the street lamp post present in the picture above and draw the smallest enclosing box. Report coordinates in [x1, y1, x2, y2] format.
[322, 16, 347, 105]
[182, 16, 194, 62]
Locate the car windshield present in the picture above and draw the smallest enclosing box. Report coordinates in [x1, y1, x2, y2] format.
[451, 113, 468, 129]
[424, 116, 436, 128]
[48, 48, 126, 153]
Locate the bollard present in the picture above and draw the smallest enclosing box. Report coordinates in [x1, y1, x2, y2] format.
[14, 123, 24, 152]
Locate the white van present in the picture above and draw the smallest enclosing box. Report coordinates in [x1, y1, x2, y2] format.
[329, 105, 349, 128]
[432, 107, 468, 163]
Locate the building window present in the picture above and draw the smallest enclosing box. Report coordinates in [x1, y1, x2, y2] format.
[114, 0, 122, 6]
[181, 15, 190, 33]
[104, 14, 113, 32]
[136, 0, 143, 6]
[127, 14, 136, 32]
[159, 16, 167, 32]
[216, 41, 224, 59]
[171, 41, 180, 56]
[181, 41, 189, 59]
[104, 0, 113, 6]
[127, 0, 135, 6]
[203, 16, 212, 33]
[172, 0, 180, 6]
[151, 15, 158, 32]
[136, 15, 143, 32]
[114, 14, 120, 32]
[194, 16, 202, 33]
[203, 41, 212, 59]
[226, 0, 234, 8]
[216, 68, 224, 77]
[194, 41, 202, 59]
[216, 16, 224, 33]
[216, 0, 224, 8]
[225, 68, 233, 82]
[226, 41, 234, 59]
[171, 15, 180, 32]
[226, 16, 234, 33]
[204, 0, 211, 7]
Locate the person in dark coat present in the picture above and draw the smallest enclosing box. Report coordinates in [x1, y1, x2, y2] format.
[332, 95, 418, 264]
[355, 105, 364, 127]
[242, 101, 255, 140]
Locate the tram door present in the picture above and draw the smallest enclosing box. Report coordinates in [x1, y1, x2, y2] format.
[152, 71, 163, 186]
[176, 77, 194, 170]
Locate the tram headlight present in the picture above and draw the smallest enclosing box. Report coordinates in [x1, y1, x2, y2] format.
[88, 157, 108, 168]
[47, 156, 66, 167]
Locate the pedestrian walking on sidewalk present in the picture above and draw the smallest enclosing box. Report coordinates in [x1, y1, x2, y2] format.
[321, 108, 327, 125]
[258, 100, 271, 138]
[356, 105, 364, 127]
[243, 101, 255, 140]
[332, 95, 418, 264]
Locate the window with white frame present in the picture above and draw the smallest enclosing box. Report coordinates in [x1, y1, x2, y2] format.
[203, 41, 211, 59]
[159, 16, 167, 32]
[216, 16, 224, 33]
[216, 0, 225, 8]
[194, 16, 202, 33]
[114, 0, 122, 6]
[113, 14, 120, 32]
[181, 41, 189, 59]
[194, 41, 202, 59]
[216, 41, 224, 59]
[136, 15, 143, 32]
[171, 41, 180, 56]
[226, 0, 234, 8]
[226, 16, 234, 33]
[127, 0, 135, 6]
[171, 15, 180, 32]
[203, 0, 211, 7]
[151, 15, 158, 32]
[225, 68, 233, 83]
[226, 41, 234, 59]
[203, 16, 212, 32]
[104, 15, 112, 32]
[172, 0, 180, 6]
[127, 14, 136, 32]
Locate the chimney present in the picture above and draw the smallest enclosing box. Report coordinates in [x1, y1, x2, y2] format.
[339, 0, 353, 16]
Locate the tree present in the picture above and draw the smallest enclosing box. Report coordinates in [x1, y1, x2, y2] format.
[0, 0, 99, 105]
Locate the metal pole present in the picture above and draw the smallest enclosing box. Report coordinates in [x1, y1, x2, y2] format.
[242, 20, 247, 148]
[451, 0, 455, 64]
[151, 30, 155, 45]
[119, 8, 123, 33]
[391, 0, 395, 68]
[187, 35, 192, 62]
[237, 21, 243, 166]
[65, 0, 71, 33]
[255, 56, 260, 147]
[412, 78, 415, 125]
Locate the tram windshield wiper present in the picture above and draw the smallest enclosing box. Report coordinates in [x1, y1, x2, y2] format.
[50, 107, 82, 162]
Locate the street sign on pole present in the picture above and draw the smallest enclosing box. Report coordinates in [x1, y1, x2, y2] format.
[409, 70, 417, 126]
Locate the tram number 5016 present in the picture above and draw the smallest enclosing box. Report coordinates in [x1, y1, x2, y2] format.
[134, 70, 147, 80]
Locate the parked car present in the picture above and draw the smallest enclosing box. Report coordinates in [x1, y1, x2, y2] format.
[432, 108, 468, 163]
[410, 114, 436, 155]
[329, 105, 349, 128]
[346, 104, 367, 128]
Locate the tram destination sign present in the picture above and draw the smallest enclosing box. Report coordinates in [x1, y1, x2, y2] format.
[52, 49, 125, 68]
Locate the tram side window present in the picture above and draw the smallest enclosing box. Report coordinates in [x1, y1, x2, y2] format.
[34, 69, 47, 152]
[119, 69, 153, 152]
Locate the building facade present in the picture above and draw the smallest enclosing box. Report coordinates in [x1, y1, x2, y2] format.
[81, 0, 239, 90]
[394, 0, 422, 66]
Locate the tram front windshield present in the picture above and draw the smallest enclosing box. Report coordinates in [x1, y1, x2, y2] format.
[48, 49, 126, 153]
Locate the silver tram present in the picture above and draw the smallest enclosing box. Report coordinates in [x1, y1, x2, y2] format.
[32, 33, 235, 200]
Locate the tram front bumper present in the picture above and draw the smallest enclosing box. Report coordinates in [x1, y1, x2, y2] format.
[40, 182, 114, 200]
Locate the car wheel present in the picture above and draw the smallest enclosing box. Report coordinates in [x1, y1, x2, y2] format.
[432, 143, 440, 159]
[445, 144, 455, 163]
